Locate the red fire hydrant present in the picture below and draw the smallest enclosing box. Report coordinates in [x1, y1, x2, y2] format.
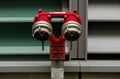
[32, 9, 82, 79]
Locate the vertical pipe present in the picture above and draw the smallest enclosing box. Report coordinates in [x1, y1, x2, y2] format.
[51, 61, 64, 79]
[50, 0, 66, 75]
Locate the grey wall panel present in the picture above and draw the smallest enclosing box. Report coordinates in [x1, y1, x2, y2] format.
[89, 0, 120, 21]
[78, 0, 88, 59]
[88, 36, 120, 53]
[69, 0, 87, 59]
[88, 22, 120, 53]
[69, 0, 79, 59]
[62, 0, 68, 11]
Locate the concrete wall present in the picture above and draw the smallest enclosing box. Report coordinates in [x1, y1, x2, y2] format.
[0, 72, 120, 79]
[82, 73, 120, 79]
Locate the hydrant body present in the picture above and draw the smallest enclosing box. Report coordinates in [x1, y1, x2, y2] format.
[32, 10, 82, 61]
[32, 10, 82, 79]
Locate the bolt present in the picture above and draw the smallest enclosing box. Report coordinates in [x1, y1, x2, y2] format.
[64, 15, 67, 18]
[76, 15, 79, 18]
[35, 15, 39, 19]
[38, 9, 42, 13]
[73, 9, 77, 13]
[48, 15, 51, 18]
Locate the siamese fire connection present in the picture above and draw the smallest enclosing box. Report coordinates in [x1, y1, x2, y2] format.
[32, 9, 82, 79]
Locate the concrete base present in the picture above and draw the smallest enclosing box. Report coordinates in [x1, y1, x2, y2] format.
[0, 73, 120, 79]
[0, 73, 79, 79]
[82, 73, 120, 79]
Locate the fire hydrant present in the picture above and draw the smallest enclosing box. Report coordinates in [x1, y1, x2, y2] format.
[32, 9, 82, 79]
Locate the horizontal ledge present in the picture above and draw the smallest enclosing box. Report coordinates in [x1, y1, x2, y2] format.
[4, 17, 119, 22]
[88, 19, 120, 22]
[0, 17, 63, 23]
[80, 60, 120, 72]
[0, 61, 79, 72]
[0, 60, 120, 72]
[2, 17, 120, 22]
[0, 17, 33, 23]
[0, 46, 49, 55]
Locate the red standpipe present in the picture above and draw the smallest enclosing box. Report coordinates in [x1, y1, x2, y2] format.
[33, 10, 82, 61]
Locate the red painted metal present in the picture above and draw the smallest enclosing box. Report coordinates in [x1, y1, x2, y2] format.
[49, 34, 65, 60]
[33, 10, 82, 60]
